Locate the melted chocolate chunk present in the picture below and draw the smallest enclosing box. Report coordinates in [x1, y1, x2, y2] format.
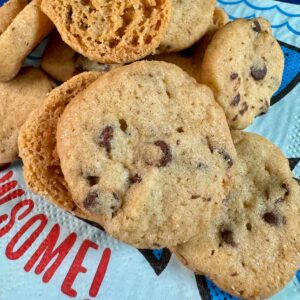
[220, 230, 237, 247]
[251, 64, 267, 81]
[239, 102, 249, 116]
[86, 176, 99, 186]
[230, 72, 239, 80]
[154, 141, 172, 167]
[262, 212, 280, 226]
[217, 149, 233, 168]
[252, 20, 261, 33]
[231, 93, 241, 106]
[98, 126, 114, 153]
[83, 191, 98, 210]
[130, 174, 142, 184]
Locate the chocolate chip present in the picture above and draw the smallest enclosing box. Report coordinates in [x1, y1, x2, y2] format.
[119, 119, 128, 132]
[217, 149, 233, 168]
[239, 102, 249, 116]
[98, 126, 114, 153]
[252, 20, 261, 33]
[231, 93, 241, 106]
[130, 174, 142, 184]
[230, 72, 239, 80]
[246, 223, 252, 231]
[112, 192, 119, 200]
[86, 176, 99, 186]
[154, 141, 172, 167]
[251, 64, 267, 81]
[232, 115, 238, 122]
[220, 230, 237, 247]
[191, 195, 200, 199]
[231, 272, 238, 276]
[262, 212, 280, 226]
[83, 191, 98, 210]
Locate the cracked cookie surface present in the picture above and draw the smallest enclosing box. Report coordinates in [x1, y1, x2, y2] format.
[57, 61, 236, 248]
[41, 0, 171, 63]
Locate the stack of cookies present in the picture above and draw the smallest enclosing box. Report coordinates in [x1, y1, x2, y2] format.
[0, 0, 299, 299]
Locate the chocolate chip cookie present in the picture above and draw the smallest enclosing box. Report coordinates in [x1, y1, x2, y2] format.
[0, 67, 55, 163]
[200, 18, 284, 129]
[56, 61, 236, 248]
[19, 72, 102, 222]
[41, 31, 122, 82]
[173, 131, 300, 299]
[41, 0, 171, 63]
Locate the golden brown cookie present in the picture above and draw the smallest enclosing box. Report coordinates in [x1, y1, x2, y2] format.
[0, 0, 54, 82]
[0, 67, 55, 163]
[56, 61, 236, 249]
[174, 131, 300, 299]
[0, 0, 29, 35]
[200, 18, 284, 129]
[19, 72, 103, 221]
[156, 0, 215, 53]
[41, 0, 171, 63]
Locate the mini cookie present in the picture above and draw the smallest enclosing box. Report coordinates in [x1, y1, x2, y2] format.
[0, 68, 55, 163]
[174, 131, 300, 299]
[0, 0, 54, 82]
[56, 61, 236, 248]
[41, 0, 171, 64]
[156, 0, 215, 53]
[0, 0, 29, 34]
[200, 18, 284, 129]
[19, 72, 102, 221]
[41, 31, 122, 82]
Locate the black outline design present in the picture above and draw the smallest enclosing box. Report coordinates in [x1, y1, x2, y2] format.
[74, 216, 105, 231]
[195, 275, 212, 300]
[75, 216, 172, 276]
[288, 158, 300, 171]
[0, 163, 11, 172]
[271, 41, 300, 105]
[138, 249, 172, 276]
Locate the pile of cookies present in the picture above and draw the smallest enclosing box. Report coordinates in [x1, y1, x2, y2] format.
[0, 0, 299, 299]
